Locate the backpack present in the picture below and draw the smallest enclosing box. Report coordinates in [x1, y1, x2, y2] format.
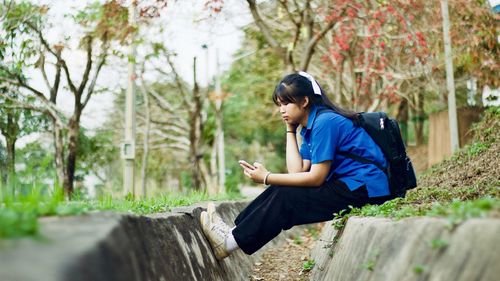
[338, 112, 417, 198]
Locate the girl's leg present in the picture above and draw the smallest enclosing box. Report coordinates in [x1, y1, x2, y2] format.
[232, 180, 369, 255]
[234, 185, 280, 226]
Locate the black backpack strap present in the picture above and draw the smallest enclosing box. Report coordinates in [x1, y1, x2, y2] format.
[337, 151, 388, 174]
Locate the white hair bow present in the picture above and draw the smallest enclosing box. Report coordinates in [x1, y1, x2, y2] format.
[298, 71, 321, 96]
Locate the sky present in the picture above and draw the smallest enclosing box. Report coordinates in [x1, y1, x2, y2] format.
[9, 0, 252, 143]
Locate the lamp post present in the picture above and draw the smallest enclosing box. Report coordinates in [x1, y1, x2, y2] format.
[122, 0, 137, 196]
[440, 0, 459, 152]
[214, 48, 225, 194]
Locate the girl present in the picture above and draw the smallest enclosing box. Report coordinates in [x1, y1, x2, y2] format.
[200, 72, 392, 260]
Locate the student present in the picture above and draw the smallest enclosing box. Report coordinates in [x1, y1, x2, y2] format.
[200, 71, 392, 260]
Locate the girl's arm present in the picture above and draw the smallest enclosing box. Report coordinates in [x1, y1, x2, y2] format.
[241, 161, 331, 187]
[286, 125, 311, 173]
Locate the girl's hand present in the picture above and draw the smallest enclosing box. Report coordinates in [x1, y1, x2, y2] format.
[286, 123, 298, 132]
[239, 160, 269, 184]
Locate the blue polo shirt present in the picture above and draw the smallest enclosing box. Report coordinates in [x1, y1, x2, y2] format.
[299, 105, 390, 197]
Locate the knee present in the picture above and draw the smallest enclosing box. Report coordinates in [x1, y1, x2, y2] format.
[264, 185, 283, 196]
[267, 185, 279, 192]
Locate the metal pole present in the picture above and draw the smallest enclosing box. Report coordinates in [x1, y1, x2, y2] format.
[440, 0, 459, 152]
[215, 48, 225, 194]
[123, 1, 137, 196]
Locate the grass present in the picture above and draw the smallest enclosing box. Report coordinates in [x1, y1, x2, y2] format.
[293, 235, 303, 245]
[0, 186, 242, 239]
[429, 239, 448, 250]
[412, 264, 426, 275]
[359, 250, 379, 271]
[302, 259, 315, 271]
[347, 195, 498, 224]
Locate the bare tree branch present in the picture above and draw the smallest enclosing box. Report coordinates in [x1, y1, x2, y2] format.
[0, 0, 13, 22]
[0, 70, 67, 125]
[0, 90, 66, 126]
[149, 143, 189, 152]
[136, 114, 188, 136]
[247, 0, 283, 50]
[164, 54, 193, 110]
[82, 39, 109, 109]
[300, 17, 337, 71]
[278, 0, 299, 27]
[26, 22, 79, 95]
[77, 36, 93, 98]
[140, 80, 174, 113]
[149, 118, 187, 132]
[49, 48, 63, 103]
[38, 52, 52, 92]
[150, 128, 190, 146]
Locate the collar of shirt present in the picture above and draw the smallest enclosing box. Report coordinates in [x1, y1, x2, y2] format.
[300, 104, 325, 137]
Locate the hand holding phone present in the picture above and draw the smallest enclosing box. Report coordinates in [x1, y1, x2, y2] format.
[238, 160, 256, 170]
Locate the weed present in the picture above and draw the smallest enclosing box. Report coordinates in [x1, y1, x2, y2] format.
[328, 249, 334, 258]
[302, 259, 315, 271]
[332, 208, 350, 229]
[413, 264, 426, 274]
[465, 142, 490, 157]
[430, 239, 448, 250]
[306, 226, 320, 240]
[293, 235, 303, 245]
[360, 250, 380, 271]
[347, 195, 498, 223]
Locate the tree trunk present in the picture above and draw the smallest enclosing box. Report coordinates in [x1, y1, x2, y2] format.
[5, 136, 16, 195]
[190, 57, 203, 191]
[0, 142, 6, 185]
[189, 128, 202, 190]
[3, 111, 19, 192]
[64, 114, 81, 198]
[200, 159, 216, 195]
[208, 137, 218, 195]
[5, 136, 16, 179]
[140, 91, 151, 198]
[53, 122, 66, 189]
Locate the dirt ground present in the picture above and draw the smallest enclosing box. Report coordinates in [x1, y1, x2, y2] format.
[418, 109, 499, 194]
[249, 224, 323, 281]
[418, 139, 500, 193]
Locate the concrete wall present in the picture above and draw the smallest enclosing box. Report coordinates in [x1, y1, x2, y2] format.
[428, 107, 483, 166]
[310, 217, 500, 281]
[0, 201, 302, 281]
[2, 202, 498, 281]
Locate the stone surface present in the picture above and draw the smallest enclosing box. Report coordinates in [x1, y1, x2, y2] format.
[0, 201, 302, 281]
[310, 217, 500, 281]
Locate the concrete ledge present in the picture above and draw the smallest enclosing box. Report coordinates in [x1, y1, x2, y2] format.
[310, 217, 500, 281]
[0, 201, 302, 281]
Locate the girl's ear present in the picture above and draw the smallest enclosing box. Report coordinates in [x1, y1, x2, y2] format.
[302, 96, 309, 109]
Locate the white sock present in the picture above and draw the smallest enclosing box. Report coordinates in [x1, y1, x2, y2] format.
[225, 230, 239, 252]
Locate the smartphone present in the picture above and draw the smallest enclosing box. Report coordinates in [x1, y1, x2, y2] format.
[238, 160, 256, 170]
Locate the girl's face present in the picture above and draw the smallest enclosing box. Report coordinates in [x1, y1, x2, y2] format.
[277, 97, 309, 126]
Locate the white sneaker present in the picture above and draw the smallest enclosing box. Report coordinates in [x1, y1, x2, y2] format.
[200, 210, 230, 260]
[207, 203, 231, 233]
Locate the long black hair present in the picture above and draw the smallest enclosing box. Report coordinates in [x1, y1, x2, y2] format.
[272, 73, 357, 120]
